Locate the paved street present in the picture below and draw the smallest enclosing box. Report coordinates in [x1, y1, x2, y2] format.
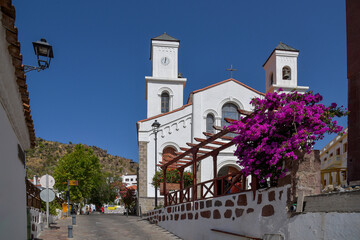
[37, 214, 181, 240]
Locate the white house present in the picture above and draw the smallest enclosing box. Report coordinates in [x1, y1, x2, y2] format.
[122, 174, 137, 187]
[137, 33, 308, 212]
[0, 1, 36, 239]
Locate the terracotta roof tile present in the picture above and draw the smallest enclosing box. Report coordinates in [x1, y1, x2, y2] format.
[1, 0, 36, 147]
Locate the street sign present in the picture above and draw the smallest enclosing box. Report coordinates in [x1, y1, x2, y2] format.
[40, 175, 55, 188]
[40, 188, 55, 202]
[69, 180, 78, 186]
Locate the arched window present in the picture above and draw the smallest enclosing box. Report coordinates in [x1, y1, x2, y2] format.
[206, 114, 215, 134]
[161, 92, 170, 113]
[270, 72, 274, 85]
[282, 66, 291, 80]
[222, 103, 239, 137]
[162, 146, 176, 163]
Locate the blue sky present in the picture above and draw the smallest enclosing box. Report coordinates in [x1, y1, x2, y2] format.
[14, 0, 347, 162]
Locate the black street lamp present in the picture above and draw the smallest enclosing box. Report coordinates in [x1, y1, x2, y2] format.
[151, 120, 160, 208]
[24, 38, 54, 73]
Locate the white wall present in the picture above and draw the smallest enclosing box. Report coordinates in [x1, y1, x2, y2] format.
[145, 77, 186, 118]
[191, 80, 262, 182]
[0, 13, 30, 239]
[151, 186, 289, 240]
[283, 212, 360, 240]
[0, 103, 27, 240]
[138, 104, 192, 197]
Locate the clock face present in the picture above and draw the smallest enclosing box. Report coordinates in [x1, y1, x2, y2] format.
[161, 57, 170, 66]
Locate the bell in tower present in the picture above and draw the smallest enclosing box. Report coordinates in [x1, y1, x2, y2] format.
[263, 42, 308, 93]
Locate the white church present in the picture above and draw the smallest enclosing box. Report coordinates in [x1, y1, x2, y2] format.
[136, 33, 308, 211]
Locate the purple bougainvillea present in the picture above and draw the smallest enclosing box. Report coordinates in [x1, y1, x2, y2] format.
[228, 90, 348, 182]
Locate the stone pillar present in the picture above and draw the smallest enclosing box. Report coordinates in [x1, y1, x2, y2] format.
[278, 150, 321, 204]
[138, 141, 148, 212]
[346, 0, 360, 185]
[138, 141, 148, 198]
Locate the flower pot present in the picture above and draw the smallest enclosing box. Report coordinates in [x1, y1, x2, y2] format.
[160, 182, 180, 195]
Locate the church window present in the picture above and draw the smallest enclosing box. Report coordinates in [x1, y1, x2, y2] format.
[162, 146, 176, 162]
[161, 92, 170, 113]
[282, 66, 291, 80]
[222, 103, 239, 137]
[206, 114, 215, 134]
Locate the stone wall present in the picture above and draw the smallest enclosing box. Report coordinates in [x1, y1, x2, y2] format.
[278, 151, 321, 205]
[138, 141, 148, 198]
[145, 186, 289, 239]
[139, 197, 164, 213]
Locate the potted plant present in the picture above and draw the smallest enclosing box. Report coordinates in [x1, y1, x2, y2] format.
[152, 168, 193, 195]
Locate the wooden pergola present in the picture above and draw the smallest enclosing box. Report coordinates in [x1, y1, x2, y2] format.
[158, 109, 257, 206]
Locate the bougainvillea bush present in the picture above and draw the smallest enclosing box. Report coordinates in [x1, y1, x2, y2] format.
[228, 90, 347, 183]
[152, 168, 193, 188]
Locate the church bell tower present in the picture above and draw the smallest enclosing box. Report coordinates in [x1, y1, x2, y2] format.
[145, 33, 187, 118]
[263, 42, 308, 93]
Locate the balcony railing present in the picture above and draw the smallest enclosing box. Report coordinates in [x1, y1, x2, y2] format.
[166, 171, 253, 206]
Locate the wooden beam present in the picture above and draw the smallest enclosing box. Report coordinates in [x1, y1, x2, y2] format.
[194, 137, 226, 146]
[180, 147, 211, 154]
[203, 132, 233, 141]
[237, 109, 252, 116]
[187, 142, 217, 150]
[161, 127, 230, 168]
[224, 117, 237, 123]
[179, 140, 235, 170]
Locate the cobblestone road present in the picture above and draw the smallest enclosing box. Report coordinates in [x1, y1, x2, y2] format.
[37, 214, 181, 240]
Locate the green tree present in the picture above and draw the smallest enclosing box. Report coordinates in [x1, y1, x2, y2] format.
[53, 144, 102, 203]
[89, 177, 117, 207]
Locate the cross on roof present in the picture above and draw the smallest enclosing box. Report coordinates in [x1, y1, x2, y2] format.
[226, 64, 237, 78]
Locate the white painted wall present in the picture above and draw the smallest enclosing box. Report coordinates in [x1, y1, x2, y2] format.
[156, 186, 289, 240]
[191, 80, 262, 182]
[264, 49, 308, 93]
[283, 212, 360, 240]
[145, 76, 186, 118]
[0, 13, 31, 240]
[0, 103, 27, 240]
[151, 40, 179, 79]
[138, 104, 192, 197]
[122, 174, 137, 186]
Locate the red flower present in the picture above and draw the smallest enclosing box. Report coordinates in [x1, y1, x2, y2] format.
[160, 177, 163, 179]
[176, 181, 179, 183]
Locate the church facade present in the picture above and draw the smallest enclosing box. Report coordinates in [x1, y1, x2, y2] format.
[137, 33, 308, 212]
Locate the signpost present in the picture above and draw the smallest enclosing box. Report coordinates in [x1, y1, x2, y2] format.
[40, 174, 55, 228]
[64, 180, 78, 217]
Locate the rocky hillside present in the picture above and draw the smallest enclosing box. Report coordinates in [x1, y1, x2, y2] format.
[26, 138, 137, 178]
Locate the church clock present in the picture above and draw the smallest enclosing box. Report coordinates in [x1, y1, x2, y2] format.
[161, 57, 170, 66]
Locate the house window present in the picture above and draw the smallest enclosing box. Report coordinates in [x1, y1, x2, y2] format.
[330, 153, 333, 158]
[344, 143, 348, 153]
[206, 114, 215, 134]
[125, 179, 129, 182]
[222, 103, 239, 137]
[161, 92, 170, 113]
[336, 148, 340, 156]
[282, 66, 291, 80]
[324, 157, 327, 161]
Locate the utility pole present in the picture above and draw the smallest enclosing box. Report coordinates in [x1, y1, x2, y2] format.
[67, 180, 70, 217]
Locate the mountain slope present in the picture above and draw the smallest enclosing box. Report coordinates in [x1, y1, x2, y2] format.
[26, 138, 137, 178]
